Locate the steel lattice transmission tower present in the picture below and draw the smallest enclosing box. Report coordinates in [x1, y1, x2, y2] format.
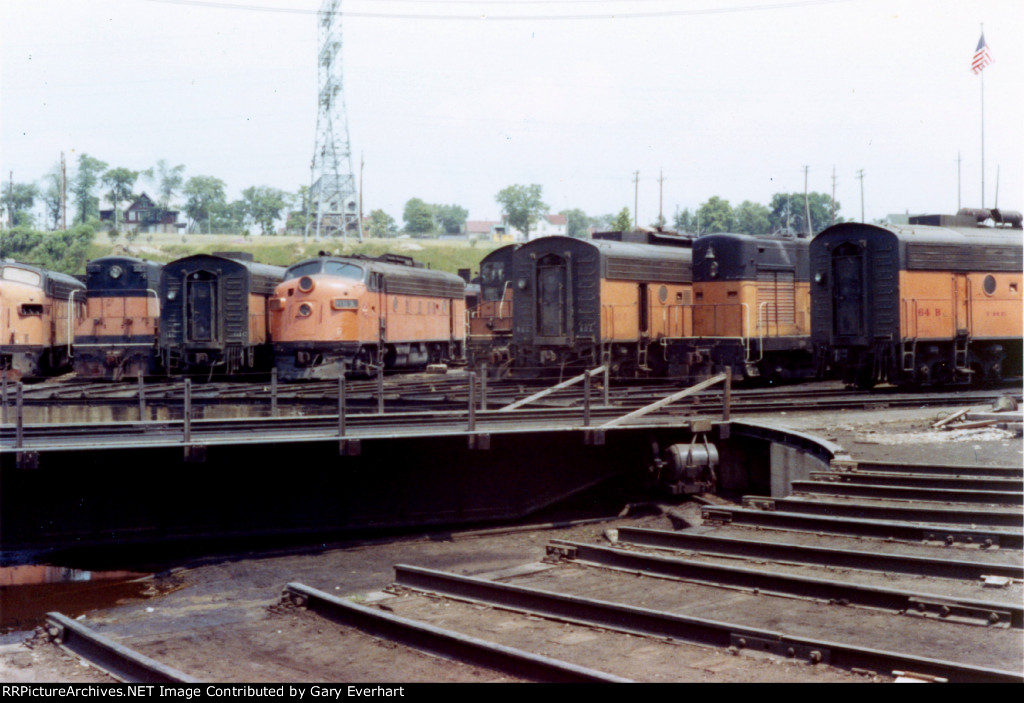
[306, 0, 361, 241]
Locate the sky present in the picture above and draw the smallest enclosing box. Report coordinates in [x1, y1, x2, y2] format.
[1, 0, 1022, 229]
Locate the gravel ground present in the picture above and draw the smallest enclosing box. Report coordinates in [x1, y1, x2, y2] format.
[1, 398, 1020, 683]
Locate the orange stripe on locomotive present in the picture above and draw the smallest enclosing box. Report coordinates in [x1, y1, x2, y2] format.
[270, 255, 467, 379]
[0, 262, 84, 380]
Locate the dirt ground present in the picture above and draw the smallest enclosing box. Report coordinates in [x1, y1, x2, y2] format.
[1, 398, 1020, 683]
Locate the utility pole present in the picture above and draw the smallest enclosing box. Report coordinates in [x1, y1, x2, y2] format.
[633, 170, 639, 229]
[658, 170, 666, 229]
[7, 172, 12, 229]
[803, 165, 811, 237]
[856, 169, 865, 223]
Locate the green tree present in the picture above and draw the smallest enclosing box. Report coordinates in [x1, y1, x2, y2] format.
[768, 192, 840, 236]
[559, 208, 590, 238]
[0, 225, 95, 274]
[495, 184, 548, 241]
[365, 209, 397, 238]
[611, 207, 632, 231]
[102, 167, 139, 231]
[40, 163, 64, 230]
[183, 175, 227, 233]
[697, 196, 733, 234]
[241, 185, 288, 235]
[673, 207, 695, 234]
[286, 185, 311, 234]
[733, 200, 772, 235]
[71, 154, 108, 224]
[403, 198, 434, 234]
[2, 182, 39, 228]
[435, 204, 469, 235]
[142, 159, 186, 224]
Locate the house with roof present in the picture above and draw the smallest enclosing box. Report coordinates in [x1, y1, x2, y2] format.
[465, 220, 512, 242]
[100, 193, 183, 234]
[504, 213, 568, 241]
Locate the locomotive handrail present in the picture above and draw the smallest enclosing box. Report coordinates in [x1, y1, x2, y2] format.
[497, 364, 607, 412]
[749, 302, 767, 364]
[66, 289, 82, 359]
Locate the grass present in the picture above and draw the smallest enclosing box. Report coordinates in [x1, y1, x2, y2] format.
[97, 232, 505, 277]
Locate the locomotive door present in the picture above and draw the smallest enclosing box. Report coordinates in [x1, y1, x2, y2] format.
[953, 273, 969, 337]
[831, 243, 865, 340]
[536, 254, 567, 338]
[185, 271, 217, 343]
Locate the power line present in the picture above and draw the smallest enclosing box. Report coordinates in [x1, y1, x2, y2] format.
[139, 0, 857, 22]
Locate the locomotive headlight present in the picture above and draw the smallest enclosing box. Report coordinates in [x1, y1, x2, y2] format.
[517, 279, 527, 290]
[709, 262, 719, 278]
[814, 271, 826, 285]
[298, 276, 315, 293]
[298, 303, 313, 317]
[109, 265, 123, 279]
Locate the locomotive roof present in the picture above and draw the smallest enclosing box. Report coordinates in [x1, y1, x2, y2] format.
[814, 221, 1023, 248]
[85, 256, 163, 286]
[286, 255, 466, 297]
[520, 235, 692, 262]
[163, 253, 286, 281]
[0, 260, 85, 298]
[480, 243, 520, 265]
[693, 233, 809, 280]
[812, 222, 1023, 273]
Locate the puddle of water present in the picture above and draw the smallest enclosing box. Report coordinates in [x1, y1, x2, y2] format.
[0, 565, 152, 634]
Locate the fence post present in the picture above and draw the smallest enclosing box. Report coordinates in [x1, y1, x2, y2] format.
[583, 371, 591, 427]
[722, 371, 732, 422]
[468, 371, 476, 432]
[479, 362, 488, 411]
[138, 374, 146, 422]
[377, 364, 384, 414]
[184, 378, 192, 444]
[271, 367, 279, 418]
[15, 382, 23, 449]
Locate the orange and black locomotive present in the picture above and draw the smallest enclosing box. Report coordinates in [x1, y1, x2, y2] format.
[0, 261, 84, 380]
[73, 256, 163, 380]
[810, 218, 1023, 388]
[270, 253, 467, 380]
[467, 243, 518, 368]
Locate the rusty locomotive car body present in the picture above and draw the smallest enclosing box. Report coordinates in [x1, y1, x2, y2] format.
[0, 261, 85, 380]
[467, 243, 519, 368]
[810, 220, 1023, 388]
[509, 235, 693, 377]
[73, 256, 163, 380]
[270, 253, 467, 380]
[674, 233, 815, 381]
[158, 253, 285, 376]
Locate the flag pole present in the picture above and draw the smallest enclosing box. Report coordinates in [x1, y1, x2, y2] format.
[980, 23, 985, 208]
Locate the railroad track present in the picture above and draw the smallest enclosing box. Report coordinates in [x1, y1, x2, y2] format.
[40, 460, 1022, 683]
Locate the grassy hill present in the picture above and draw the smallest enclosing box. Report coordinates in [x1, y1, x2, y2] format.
[95, 232, 503, 277]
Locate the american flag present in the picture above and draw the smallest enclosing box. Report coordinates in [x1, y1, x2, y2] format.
[972, 33, 993, 74]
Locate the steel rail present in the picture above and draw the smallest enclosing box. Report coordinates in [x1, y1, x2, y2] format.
[811, 471, 1024, 491]
[391, 564, 1022, 683]
[790, 480, 1023, 506]
[614, 527, 1024, 581]
[280, 582, 631, 683]
[834, 460, 1023, 478]
[754, 496, 1022, 528]
[701, 505, 1023, 549]
[45, 612, 201, 683]
[545, 539, 1021, 628]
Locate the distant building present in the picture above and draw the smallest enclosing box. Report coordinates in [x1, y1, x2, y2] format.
[504, 213, 568, 241]
[100, 193, 182, 233]
[465, 220, 510, 242]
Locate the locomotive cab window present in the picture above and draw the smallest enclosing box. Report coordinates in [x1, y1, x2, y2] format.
[983, 275, 997, 296]
[2, 267, 42, 287]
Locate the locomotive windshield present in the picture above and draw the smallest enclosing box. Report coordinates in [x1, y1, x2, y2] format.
[1, 266, 42, 287]
[287, 260, 364, 281]
[480, 261, 507, 302]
